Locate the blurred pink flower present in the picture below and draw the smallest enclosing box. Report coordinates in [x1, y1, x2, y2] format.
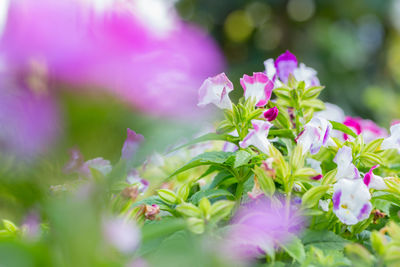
[343, 116, 387, 142]
[225, 197, 304, 260]
[1, 0, 224, 116]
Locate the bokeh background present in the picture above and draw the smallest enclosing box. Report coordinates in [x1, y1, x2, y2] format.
[1, 0, 400, 249]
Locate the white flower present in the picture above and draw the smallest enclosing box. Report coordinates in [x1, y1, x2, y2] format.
[83, 158, 112, 176]
[314, 103, 346, 123]
[319, 199, 331, 212]
[239, 120, 273, 154]
[293, 63, 320, 87]
[382, 124, 400, 153]
[306, 158, 322, 173]
[333, 146, 359, 180]
[332, 178, 372, 225]
[296, 117, 332, 155]
[198, 73, 233, 110]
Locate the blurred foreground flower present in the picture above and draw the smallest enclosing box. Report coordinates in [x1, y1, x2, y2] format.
[103, 216, 140, 254]
[225, 197, 304, 260]
[1, 0, 224, 116]
[0, 70, 59, 159]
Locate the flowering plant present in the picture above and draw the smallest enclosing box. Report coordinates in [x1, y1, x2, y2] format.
[2, 51, 400, 266]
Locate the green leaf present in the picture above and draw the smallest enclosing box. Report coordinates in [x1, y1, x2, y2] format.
[171, 133, 234, 152]
[190, 188, 234, 205]
[302, 230, 349, 250]
[168, 151, 235, 178]
[207, 171, 235, 190]
[253, 165, 275, 197]
[302, 86, 325, 99]
[2, 220, 18, 233]
[280, 235, 305, 263]
[329, 121, 357, 138]
[302, 185, 330, 209]
[176, 203, 201, 218]
[187, 217, 204, 234]
[199, 197, 211, 219]
[268, 129, 295, 139]
[234, 150, 252, 168]
[157, 189, 178, 205]
[363, 138, 384, 153]
[359, 152, 383, 166]
[210, 200, 235, 222]
[177, 183, 191, 201]
[131, 195, 164, 208]
[301, 99, 325, 110]
[322, 169, 337, 185]
[141, 218, 186, 242]
[389, 204, 400, 223]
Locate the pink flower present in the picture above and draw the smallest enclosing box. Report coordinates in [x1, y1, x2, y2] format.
[343, 117, 387, 142]
[363, 165, 387, 190]
[263, 107, 279, 121]
[198, 73, 233, 110]
[240, 72, 274, 107]
[1, 0, 225, 117]
[225, 197, 304, 260]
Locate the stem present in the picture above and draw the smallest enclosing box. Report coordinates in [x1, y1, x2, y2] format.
[233, 181, 244, 212]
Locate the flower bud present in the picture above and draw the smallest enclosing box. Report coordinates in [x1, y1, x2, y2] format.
[263, 107, 279, 121]
[144, 204, 160, 220]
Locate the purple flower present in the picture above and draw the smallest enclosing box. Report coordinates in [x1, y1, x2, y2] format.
[275, 50, 298, 83]
[121, 128, 144, 160]
[239, 120, 273, 154]
[126, 169, 149, 193]
[198, 73, 233, 110]
[22, 212, 40, 239]
[333, 146, 359, 180]
[103, 216, 141, 254]
[264, 51, 319, 88]
[240, 72, 274, 107]
[332, 178, 372, 225]
[0, 71, 59, 159]
[295, 117, 332, 155]
[225, 197, 304, 260]
[64, 148, 112, 178]
[263, 107, 279, 122]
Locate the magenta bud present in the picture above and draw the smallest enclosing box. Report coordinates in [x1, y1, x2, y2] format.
[263, 107, 279, 121]
[311, 174, 323, 181]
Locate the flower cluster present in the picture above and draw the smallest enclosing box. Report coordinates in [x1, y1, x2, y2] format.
[3, 50, 400, 266]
